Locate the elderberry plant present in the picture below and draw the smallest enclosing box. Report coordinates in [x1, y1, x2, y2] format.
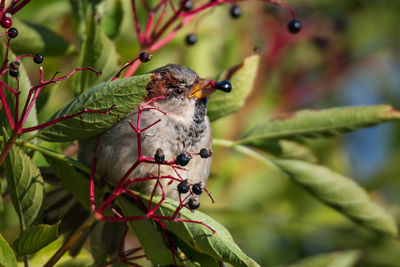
[1, 0, 400, 267]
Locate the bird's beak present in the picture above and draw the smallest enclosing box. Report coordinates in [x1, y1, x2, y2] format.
[188, 78, 216, 99]
[188, 78, 232, 99]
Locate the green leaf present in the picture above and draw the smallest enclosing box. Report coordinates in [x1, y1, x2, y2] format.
[100, 0, 124, 39]
[134, 192, 260, 267]
[0, 233, 17, 267]
[250, 139, 318, 163]
[0, 47, 38, 139]
[69, 0, 91, 39]
[170, 232, 220, 267]
[289, 250, 362, 267]
[39, 74, 151, 142]
[13, 224, 59, 256]
[4, 145, 44, 228]
[42, 154, 92, 209]
[74, 15, 119, 94]
[240, 105, 400, 145]
[272, 159, 398, 237]
[10, 18, 75, 56]
[117, 197, 175, 265]
[207, 54, 260, 122]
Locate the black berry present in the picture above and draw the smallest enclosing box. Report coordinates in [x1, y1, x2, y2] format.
[230, 4, 242, 19]
[188, 197, 200, 210]
[154, 148, 165, 163]
[199, 148, 211, 158]
[7, 27, 18, 39]
[215, 80, 232, 92]
[139, 51, 152, 62]
[177, 180, 190, 194]
[185, 33, 198, 46]
[182, 0, 193, 11]
[9, 69, 19, 77]
[33, 53, 44, 64]
[1, 13, 12, 28]
[192, 183, 203, 195]
[176, 153, 191, 166]
[288, 19, 301, 34]
[8, 61, 20, 77]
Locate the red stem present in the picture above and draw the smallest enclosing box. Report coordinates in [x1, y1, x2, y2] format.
[0, 79, 18, 94]
[13, 78, 19, 125]
[144, 11, 155, 41]
[149, 16, 193, 52]
[0, 85, 15, 129]
[18, 85, 42, 129]
[152, 2, 167, 34]
[1, 38, 11, 70]
[153, 0, 166, 12]
[0, 0, 5, 19]
[179, 0, 221, 17]
[0, 130, 18, 165]
[122, 59, 142, 78]
[151, 0, 188, 42]
[15, 54, 34, 61]
[148, 171, 161, 212]
[112, 57, 140, 81]
[18, 67, 102, 131]
[7, 0, 31, 14]
[96, 159, 141, 214]
[21, 106, 115, 133]
[90, 135, 101, 212]
[131, 0, 144, 45]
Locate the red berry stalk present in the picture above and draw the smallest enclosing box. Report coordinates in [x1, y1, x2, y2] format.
[123, 0, 299, 77]
[0, 29, 115, 165]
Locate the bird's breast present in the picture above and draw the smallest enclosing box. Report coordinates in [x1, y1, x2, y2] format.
[173, 120, 207, 151]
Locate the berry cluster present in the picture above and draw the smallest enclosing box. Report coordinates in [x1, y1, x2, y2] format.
[151, 147, 213, 210]
[172, 147, 213, 210]
[177, 180, 203, 209]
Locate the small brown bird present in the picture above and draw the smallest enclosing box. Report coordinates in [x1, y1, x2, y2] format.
[79, 64, 230, 203]
[44, 64, 231, 258]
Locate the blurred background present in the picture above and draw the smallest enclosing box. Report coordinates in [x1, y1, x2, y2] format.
[1, 0, 400, 266]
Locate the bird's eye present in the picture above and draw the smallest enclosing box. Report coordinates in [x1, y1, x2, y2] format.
[175, 88, 184, 95]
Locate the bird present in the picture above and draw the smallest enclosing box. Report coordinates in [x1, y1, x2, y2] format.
[44, 64, 231, 259]
[78, 64, 230, 203]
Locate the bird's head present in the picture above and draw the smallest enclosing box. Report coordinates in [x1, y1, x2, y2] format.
[145, 64, 231, 117]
